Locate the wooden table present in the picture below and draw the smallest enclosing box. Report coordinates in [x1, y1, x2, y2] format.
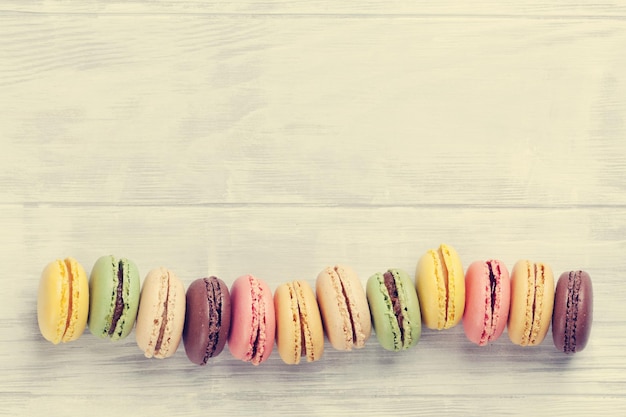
[2, 2, 625, 416]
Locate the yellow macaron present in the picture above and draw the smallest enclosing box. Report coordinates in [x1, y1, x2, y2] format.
[415, 243, 465, 330]
[37, 258, 89, 344]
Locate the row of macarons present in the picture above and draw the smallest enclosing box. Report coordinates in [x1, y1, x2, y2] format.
[36, 244, 593, 366]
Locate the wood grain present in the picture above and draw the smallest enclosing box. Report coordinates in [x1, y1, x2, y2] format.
[1, 2, 625, 416]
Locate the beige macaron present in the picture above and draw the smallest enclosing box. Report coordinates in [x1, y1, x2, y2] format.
[315, 265, 372, 350]
[135, 267, 186, 358]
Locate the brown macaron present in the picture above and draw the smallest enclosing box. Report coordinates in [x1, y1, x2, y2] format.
[183, 277, 231, 365]
[552, 270, 593, 354]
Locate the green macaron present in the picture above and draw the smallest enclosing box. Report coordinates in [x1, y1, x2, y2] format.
[88, 255, 140, 341]
[366, 268, 421, 351]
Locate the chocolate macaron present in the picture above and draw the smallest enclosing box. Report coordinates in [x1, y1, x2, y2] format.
[552, 270, 593, 354]
[183, 277, 231, 365]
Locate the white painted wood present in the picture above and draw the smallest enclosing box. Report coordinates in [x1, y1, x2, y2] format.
[2, 1, 626, 16]
[1, 1, 625, 416]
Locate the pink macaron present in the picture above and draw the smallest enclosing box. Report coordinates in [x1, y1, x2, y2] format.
[228, 275, 275, 365]
[462, 260, 511, 346]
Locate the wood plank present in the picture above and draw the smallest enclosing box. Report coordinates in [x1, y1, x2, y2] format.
[2, 1, 626, 17]
[2, 16, 625, 207]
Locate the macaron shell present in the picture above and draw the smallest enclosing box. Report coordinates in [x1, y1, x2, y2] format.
[115, 259, 141, 339]
[37, 258, 89, 344]
[274, 282, 302, 364]
[294, 281, 324, 362]
[213, 278, 232, 356]
[462, 260, 510, 346]
[415, 244, 465, 330]
[316, 267, 352, 350]
[228, 275, 275, 365]
[415, 251, 442, 329]
[135, 267, 186, 358]
[394, 269, 422, 349]
[228, 275, 253, 361]
[183, 277, 232, 365]
[508, 260, 555, 346]
[252, 276, 276, 364]
[316, 265, 371, 350]
[552, 271, 593, 353]
[88, 256, 140, 341]
[367, 272, 400, 351]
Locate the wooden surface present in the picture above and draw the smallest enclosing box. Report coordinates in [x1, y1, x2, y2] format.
[1, 1, 625, 416]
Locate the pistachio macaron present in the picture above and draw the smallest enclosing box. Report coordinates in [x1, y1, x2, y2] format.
[367, 269, 421, 351]
[88, 255, 141, 341]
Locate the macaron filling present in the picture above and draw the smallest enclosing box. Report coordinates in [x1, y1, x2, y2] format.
[294, 282, 315, 361]
[247, 276, 267, 365]
[439, 245, 457, 328]
[300, 323, 307, 358]
[203, 277, 223, 363]
[108, 260, 125, 336]
[383, 271, 404, 343]
[288, 283, 303, 361]
[62, 259, 74, 340]
[427, 245, 458, 329]
[564, 271, 582, 353]
[524, 262, 546, 345]
[154, 274, 171, 355]
[480, 260, 501, 344]
[338, 273, 358, 345]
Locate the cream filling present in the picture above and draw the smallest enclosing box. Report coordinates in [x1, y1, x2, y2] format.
[61, 259, 74, 341]
[327, 267, 353, 348]
[153, 271, 170, 355]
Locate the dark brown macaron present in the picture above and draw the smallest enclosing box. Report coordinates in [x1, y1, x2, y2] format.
[552, 270, 593, 354]
[183, 277, 231, 365]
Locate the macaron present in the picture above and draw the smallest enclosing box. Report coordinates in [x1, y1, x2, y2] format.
[88, 255, 141, 341]
[508, 260, 555, 346]
[183, 277, 232, 365]
[552, 270, 593, 354]
[415, 243, 465, 330]
[462, 260, 511, 346]
[366, 269, 421, 351]
[274, 280, 324, 364]
[135, 267, 186, 358]
[228, 275, 276, 365]
[316, 265, 372, 350]
[37, 258, 89, 344]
